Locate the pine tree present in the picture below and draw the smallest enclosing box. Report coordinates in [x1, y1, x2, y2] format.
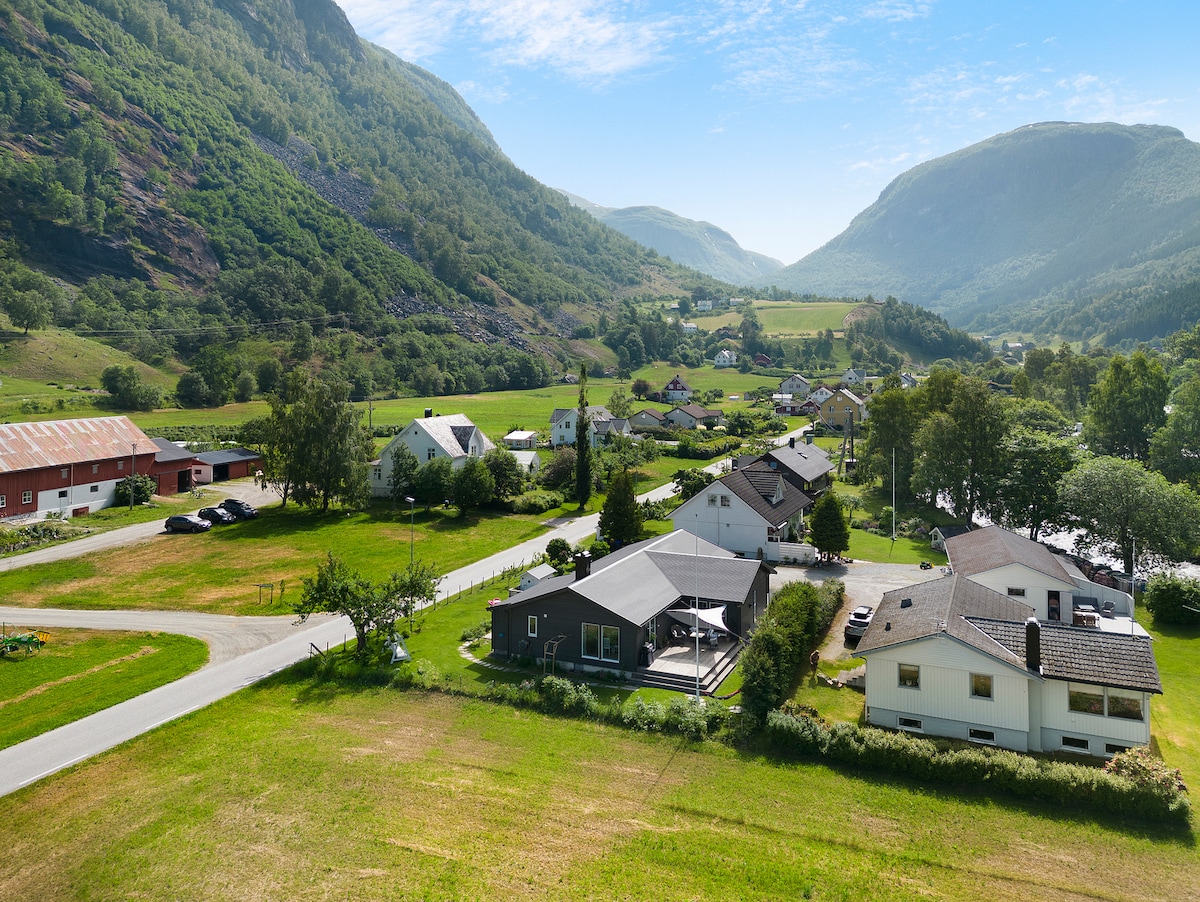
[809, 493, 850, 561]
[599, 468, 642, 547]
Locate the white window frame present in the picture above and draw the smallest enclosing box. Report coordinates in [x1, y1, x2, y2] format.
[1006, 587, 1026, 597]
[1061, 736, 1089, 752]
[21, 490, 32, 505]
[581, 622, 620, 663]
[968, 728, 995, 744]
[897, 716, 923, 732]
[720, 495, 731, 508]
[527, 615, 538, 638]
[970, 673, 993, 699]
[0, 494, 6, 508]
[898, 663, 920, 689]
[707, 494, 718, 507]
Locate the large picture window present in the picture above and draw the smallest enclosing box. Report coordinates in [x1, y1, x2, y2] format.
[898, 664, 920, 688]
[582, 623, 620, 663]
[1067, 681, 1143, 720]
[1068, 683, 1104, 715]
[970, 673, 993, 699]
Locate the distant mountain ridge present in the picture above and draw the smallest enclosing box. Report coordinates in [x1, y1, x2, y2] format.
[770, 122, 1200, 341]
[561, 191, 783, 286]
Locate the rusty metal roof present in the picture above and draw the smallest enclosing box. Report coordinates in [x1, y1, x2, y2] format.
[0, 417, 154, 473]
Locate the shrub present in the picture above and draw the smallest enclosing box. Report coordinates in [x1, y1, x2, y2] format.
[622, 697, 666, 732]
[538, 675, 599, 716]
[459, 620, 490, 642]
[511, 490, 564, 514]
[665, 697, 712, 741]
[1143, 572, 1200, 626]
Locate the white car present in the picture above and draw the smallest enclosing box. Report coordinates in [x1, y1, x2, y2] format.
[844, 605, 874, 640]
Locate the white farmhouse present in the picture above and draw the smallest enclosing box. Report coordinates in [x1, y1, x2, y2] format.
[856, 575, 1161, 757]
[369, 413, 494, 497]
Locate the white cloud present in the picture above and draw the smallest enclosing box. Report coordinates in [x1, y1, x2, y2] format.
[860, 1, 933, 23]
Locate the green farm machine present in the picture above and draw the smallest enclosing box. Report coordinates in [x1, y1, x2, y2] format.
[0, 624, 49, 656]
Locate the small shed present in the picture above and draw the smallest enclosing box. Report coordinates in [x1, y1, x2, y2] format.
[191, 448, 262, 485]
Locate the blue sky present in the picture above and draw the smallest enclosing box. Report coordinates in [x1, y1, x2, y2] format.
[337, 1, 1200, 265]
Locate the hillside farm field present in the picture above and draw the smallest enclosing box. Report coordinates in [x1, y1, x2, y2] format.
[692, 300, 862, 337]
[2, 683, 1196, 901]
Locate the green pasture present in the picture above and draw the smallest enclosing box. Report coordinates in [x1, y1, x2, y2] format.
[692, 300, 861, 337]
[1, 673, 1195, 900]
[0, 502, 559, 615]
[0, 628, 208, 749]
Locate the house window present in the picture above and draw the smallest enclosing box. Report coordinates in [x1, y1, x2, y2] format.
[970, 673, 993, 699]
[61, 468, 69, 479]
[426, 448, 436, 461]
[90, 486, 99, 493]
[58, 490, 67, 499]
[22, 491, 32, 505]
[898, 717, 922, 732]
[707, 494, 718, 507]
[1006, 587, 1026, 597]
[0, 495, 5, 508]
[968, 728, 995, 744]
[720, 495, 731, 507]
[1105, 743, 1131, 756]
[581, 623, 620, 663]
[527, 615, 538, 638]
[1105, 687, 1144, 721]
[372, 468, 382, 481]
[1068, 682, 1105, 716]
[898, 664, 920, 688]
[1061, 736, 1089, 752]
[92, 464, 99, 474]
[117, 460, 124, 471]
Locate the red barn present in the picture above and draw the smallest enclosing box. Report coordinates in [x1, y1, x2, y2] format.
[0, 417, 156, 520]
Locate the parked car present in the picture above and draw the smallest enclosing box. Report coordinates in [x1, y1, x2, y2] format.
[164, 514, 212, 534]
[198, 507, 237, 525]
[219, 498, 259, 519]
[844, 605, 875, 641]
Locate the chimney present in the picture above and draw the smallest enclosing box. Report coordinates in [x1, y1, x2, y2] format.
[1025, 617, 1041, 674]
[805, 433, 813, 445]
[789, 436, 796, 448]
[573, 551, 591, 580]
[424, 408, 434, 418]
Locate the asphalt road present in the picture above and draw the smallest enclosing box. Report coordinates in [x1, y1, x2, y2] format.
[0, 426, 825, 797]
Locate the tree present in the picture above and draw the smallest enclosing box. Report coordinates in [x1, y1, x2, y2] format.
[1058, 456, 1200, 574]
[291, 321, 315, 361]
[598, 468, 642, 547]
[483, 447, 525, 499]
[911, 377, 1006, 521]
[259, 375, 372, 512]
[234, 371, 257, 403]
[859, 387, 917, 500]
[100, 364, 161, 411]
[387, 443, 420, 506]
[1083, 352, 1168, 460]
[452, 457, 495, 516]
[574, 366, 592, 508]
[413, 457, 454, 511]
[175, 371, 217, 408]
[1143, 573, 1200, 626]
[808, 493, 849, 561]
[606, 385, 633, 419]
[673, 467, 714, 501]
[4, 289, 53, 333]
[984, 428, 1078, 541]
[113, 474, 156, 506]
[295, 553, 403, 655]
[631, 378, 651, 401]
[1150, 376, 1200, 488]
[394, 560, 442, 634]
[545, 537, 572, 569]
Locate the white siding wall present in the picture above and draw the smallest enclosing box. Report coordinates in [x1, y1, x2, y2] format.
[40, 479, 120, 517]
[864, 639, 1031, 736]
[962, 563, 1069, 620]
[673, 493, 773, 560]
[1038, 680, 1152, 749]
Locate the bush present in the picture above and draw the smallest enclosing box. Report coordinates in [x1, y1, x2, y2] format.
[511, 489, 564, 514]
[538, 675, 599, 716]
[1143, 572, 1200, 626]
[622, 697, 666, 732]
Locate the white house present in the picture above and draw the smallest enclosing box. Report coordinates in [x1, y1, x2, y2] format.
[714, 348, 737, 368]
[945, 525, 1138, 628]
[665, 403, 725, 430]
[681, 322, 699, 334]
[695, 298, 713, 312]
[672, 461, 812, 562]
[549, 406, 629, 449]
[855, 575, 1161, 756]
[503, 430, 538, 450]
[518, 563, 558, 591]
[807, 385, 834, 406]
[662, 375, 693, 403]
[779, 374, 810, 396]
[511, 449, 540, 476]
[369, 413, 494, 497]
[842, 368, 868, 386]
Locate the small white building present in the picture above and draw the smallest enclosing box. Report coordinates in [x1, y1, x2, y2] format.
[548, 406, 629, 449]
[662, 375, 693, 403]
[503, 430, 538, 450]
[714, 348, 737, 368]
[779, 374, 810, 396]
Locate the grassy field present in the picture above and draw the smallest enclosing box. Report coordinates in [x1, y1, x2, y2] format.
[1, 679, 1195, 901]
[0, 628, 208, 749]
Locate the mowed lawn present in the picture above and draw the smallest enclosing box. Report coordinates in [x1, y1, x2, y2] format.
[0, 503, 559, 615]
[0, 629, 208, 749]
[1, 684, 1196, 901]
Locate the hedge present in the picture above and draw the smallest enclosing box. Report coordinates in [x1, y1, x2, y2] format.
[765, 709, 1191, 825]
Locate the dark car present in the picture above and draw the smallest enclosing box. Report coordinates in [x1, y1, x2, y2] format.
[198, 507, 237, 525]
[219, 498, 259, 519]
[844, 605, 875, 641]
[164, 514, 212, 534]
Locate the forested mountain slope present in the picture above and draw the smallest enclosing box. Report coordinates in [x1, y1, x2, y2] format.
[770, 122, 1200, 343]
[560, 191, 783, 286]
[0, 0, 705, 373]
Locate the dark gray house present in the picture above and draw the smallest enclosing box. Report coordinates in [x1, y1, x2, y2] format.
[489, 530, 770, 676]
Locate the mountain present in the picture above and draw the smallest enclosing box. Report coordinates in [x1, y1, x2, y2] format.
[770, 122, 1200, 342]
[560, 191, 783, 286]
[0, 0, 715, 388]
